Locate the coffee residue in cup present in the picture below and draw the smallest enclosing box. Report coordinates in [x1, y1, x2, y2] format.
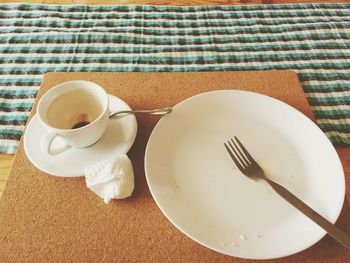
[71, 113, 90, 129]
[47, 89, 103, 129]
[72, 121, 90, 129]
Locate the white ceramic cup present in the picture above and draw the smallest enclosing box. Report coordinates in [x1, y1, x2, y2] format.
[37, 80, 109, 155]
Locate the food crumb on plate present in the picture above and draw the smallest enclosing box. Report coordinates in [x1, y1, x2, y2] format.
[239, 234, 247, 240]
[173, 180, 180, 188]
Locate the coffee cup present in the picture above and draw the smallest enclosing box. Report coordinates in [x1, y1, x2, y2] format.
[37, 80, 109, 155]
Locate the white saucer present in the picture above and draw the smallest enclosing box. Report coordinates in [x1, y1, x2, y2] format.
[24, 94, 137, 177]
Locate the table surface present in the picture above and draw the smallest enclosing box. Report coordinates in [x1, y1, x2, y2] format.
[0, 0, 349, 198]
[2, 70, 350, 262]
[0, 0, 349, 195]
[0, 0, 349, 5]
[0, 2, 349, 261]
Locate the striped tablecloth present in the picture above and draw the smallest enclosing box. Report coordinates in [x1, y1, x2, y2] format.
[0, 3, 349, 154]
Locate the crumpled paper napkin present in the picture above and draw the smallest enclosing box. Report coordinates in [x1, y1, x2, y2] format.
[84, 154, 134, 203]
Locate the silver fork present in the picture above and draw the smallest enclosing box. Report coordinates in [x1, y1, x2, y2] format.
[224, 136, 350, 249]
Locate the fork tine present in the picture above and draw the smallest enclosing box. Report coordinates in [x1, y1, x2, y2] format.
[234, 136, 256, 164]
[230, 138, 250, 166]
[224, 143, 245, 171]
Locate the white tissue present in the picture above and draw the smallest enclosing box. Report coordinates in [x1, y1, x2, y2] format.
[84, 154, 134, 203]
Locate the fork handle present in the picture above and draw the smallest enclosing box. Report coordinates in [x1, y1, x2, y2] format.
[265, 178, 350, 249]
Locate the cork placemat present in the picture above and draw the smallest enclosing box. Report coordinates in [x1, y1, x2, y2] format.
[0, 71, 349, 262]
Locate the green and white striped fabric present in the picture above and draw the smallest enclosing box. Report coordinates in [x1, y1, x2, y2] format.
[0, 3, 349, 153]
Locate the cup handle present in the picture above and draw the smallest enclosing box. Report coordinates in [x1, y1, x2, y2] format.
[41, 131, 71, 156]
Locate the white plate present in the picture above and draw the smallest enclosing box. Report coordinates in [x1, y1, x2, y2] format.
[24, 94, 137, 177]
[144, 90, 345, 259]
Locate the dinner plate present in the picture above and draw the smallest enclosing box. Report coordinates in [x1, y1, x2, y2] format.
[24, 94, 137, 177]
[144, 90, 345, 259]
